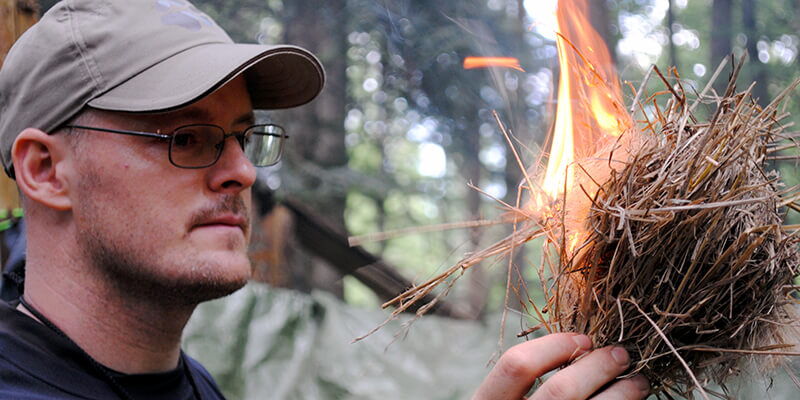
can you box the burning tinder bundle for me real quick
[539,61,800,398]
[372,19,800,400]
[368,64,800,400]
[374,60,800,399]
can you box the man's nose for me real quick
[206,135,256,192]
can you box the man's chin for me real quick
[169,276,249,305]
[103,255,252,307]
[126,271,251,307]
[189,227,249,253]
[167,256,252,305]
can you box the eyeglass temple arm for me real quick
[64,125,170,140]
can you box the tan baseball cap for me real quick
[0,0,325,178]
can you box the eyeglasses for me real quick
[63,124,288,168]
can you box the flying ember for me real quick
[463,56,524,72]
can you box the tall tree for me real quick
[282,0,349,297]
[501,1,536,313]
[463,116,487,318]
[711,0,733,94]
[666,0,678,70]
[589,0,617,64]
[742,0,768,105]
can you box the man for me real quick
[0,1,648,399]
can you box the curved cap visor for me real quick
[89,44,325,112]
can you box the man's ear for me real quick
[11,128,73,211]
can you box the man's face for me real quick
[69,76,257,305]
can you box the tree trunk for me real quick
[666,0,678,70]
[742,0,768,105]
[0,0,38,64]
[502,2,532,314]
[282,0,348,297]
[464,120,487,319]
[588,0,617,64]
[711,0,733,94]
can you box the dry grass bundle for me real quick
[546,61,800,398]
[373,60,800,399]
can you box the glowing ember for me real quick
[463,56,525,72]
[537,0,631,211]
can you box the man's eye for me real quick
[173,132,198,148]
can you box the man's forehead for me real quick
[162,107,256,126]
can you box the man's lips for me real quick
[192,214,248,232]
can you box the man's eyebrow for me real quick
[170,107,213,123]
[169,108,255,126]
[234,112,256,126]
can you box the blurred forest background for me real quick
[15,0,800,321]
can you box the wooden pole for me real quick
[0,0,39,210]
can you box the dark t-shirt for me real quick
[0,300,226,399]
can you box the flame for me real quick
[538,0,631,206]
[463,57,525,72]
[534,0,633,251]
[540,37,577,201]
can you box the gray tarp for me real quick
[184,283,799,399]
[184,283,508,400]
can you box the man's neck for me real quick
[21,262,196,374]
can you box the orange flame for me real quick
[538,0,631,207]
[463,57,525,72]
[533,0,633,251]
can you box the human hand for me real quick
[472,333,650,400]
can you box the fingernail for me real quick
[572,334,592,350]
[611,346,630,365]
[632,375,650,393]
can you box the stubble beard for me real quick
[75,179,252,308]
[80,226,251,307]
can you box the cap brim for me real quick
[88,43,324,112]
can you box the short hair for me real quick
[55,108,99,147]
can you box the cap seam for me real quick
[66,0,105,96]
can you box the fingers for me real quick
[472,333,593,400]
[591,375,650,400]
[471,334,651,400]
[529,346,644,400]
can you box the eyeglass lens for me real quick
[169,124,285,168]
[244,125,284,167]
